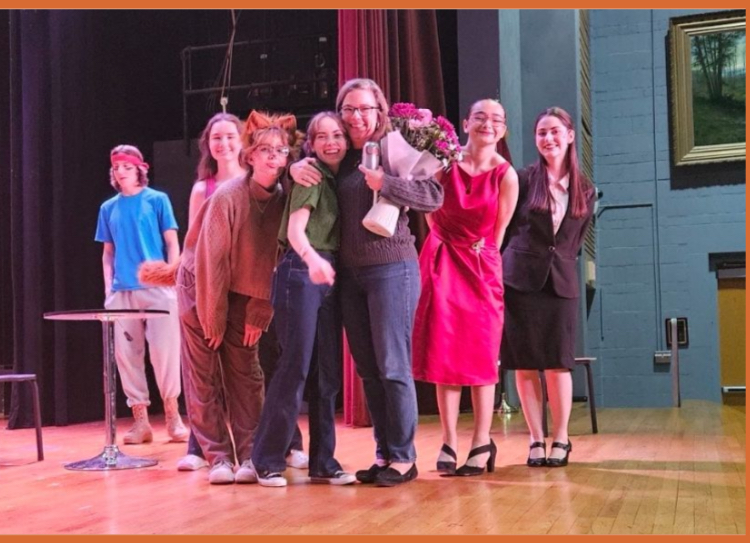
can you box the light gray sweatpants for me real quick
[104,286,182,407]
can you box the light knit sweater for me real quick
[182,174,285,339]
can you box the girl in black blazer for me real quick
[501,107,595,468]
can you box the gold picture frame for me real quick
[669,11,746,166]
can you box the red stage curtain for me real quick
[337,9,446,427]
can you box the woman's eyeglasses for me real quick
[470,114,506,128]
[254,145,290,157]
[340,106,380,117]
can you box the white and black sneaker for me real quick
[310,470,357,485]
[257,470,287,487]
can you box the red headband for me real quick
[111,153,150,171]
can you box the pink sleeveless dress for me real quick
[412,161,510,386]
[204,177,217,199]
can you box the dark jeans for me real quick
[340,260,420,464]
[252,250,342,476]
[185,306,303,459]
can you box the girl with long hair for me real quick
[501,106,595,468]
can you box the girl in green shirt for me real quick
[252,113,355,487]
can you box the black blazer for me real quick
[501,165,595,299]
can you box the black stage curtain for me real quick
[3,10,342,428]
[1,11,12,383]
[5,11,113,427]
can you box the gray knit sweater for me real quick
[337,147,444,268]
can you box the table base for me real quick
[64,445,158,471]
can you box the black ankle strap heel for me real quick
[448,439,497,477]
[526,441,546,467]
[436,443,457,474]
[546,441,572,468]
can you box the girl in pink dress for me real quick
[413,99,519,476]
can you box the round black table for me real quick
[44,309,169,471]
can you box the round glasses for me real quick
[470,114,506,128]
[254,145,290,157]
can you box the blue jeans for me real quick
[340,260,420,463]
[252,250,342,476]
[187,431,203,457]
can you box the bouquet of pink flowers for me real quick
[362,103,461,238]
[388,102,462,168]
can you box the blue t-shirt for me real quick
[95,187,179,291]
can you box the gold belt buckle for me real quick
[471,238,485,254]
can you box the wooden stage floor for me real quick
[0,400,745,535]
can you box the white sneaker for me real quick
[208,461,235,484]
[286,449,309,469]
[177,454,209,471]
[310,470,357,486]
[235,460,258,484]
[257,470,287,487]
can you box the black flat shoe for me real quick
[445,439,497,477]
[436,443,457,474]
[546,441,572,467]
[355,463,388,484]
[526,441,547,467]
[374,463,418,487]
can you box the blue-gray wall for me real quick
[496,10,579,168]
[588,9,746,406]
[518,10,579,168]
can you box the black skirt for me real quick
[500,280,579,371]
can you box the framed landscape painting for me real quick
[669,10,746,166]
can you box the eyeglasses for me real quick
[340,105,380,117]
[470,114,506,127]
[254,145,290,157]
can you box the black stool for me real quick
[541,357,598,437]
[0,373,44,461]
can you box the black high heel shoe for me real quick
[546,441,572,468]
[448,439,497,476]
[436,443,457,474]
[526,441,547,467]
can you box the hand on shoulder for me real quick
[290,157,323,188]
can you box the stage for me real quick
[0,401,745,535]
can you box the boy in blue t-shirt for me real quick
[95,144,188,445]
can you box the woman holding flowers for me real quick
[290,78,444,487]
[413,99,519,476]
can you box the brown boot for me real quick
[164,397,189,442]
[123,404,153,444]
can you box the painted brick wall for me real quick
[588,9,746,406]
